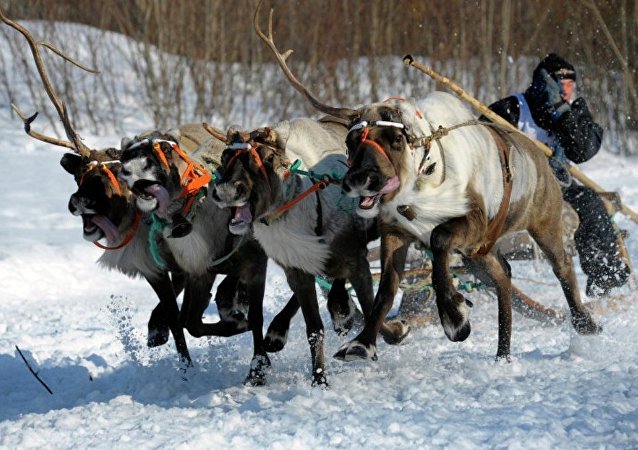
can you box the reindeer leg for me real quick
[264,295,299,353]
[334,232,411,362]
[147,269,186,348]
[466,254,514,360]
[529,226,602,335]
[327,278,361,336]
[347,252,409,347]
[182,274,253,337]
[214,276,249,330]
[431,219,475,343]
[147,303,170,347]
[243,261,270,386]
[285,268,327,386]
[145,274,191,366]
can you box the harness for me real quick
[78,160,143,251]
[347,117,513,256]
[222,140,342,228]
[128,138,213,267]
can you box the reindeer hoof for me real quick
[334,341,377,361]
[381,319,410,345]
[572,312,603,335]
[440,292,472,342]
[147,327,169,348]
[264,329,288,353]
[244,354,271,386]
[330,299,363,336]
[311,369,329,387]
[495,353,512,363]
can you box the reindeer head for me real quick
[253,3,443,220]
[212,128,290,235]
[61,150,138,244]
[119,132,185,217]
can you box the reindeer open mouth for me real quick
[131,180,170,217]
[230,202,254,235]
[81,214,121,243]
[351,175,401,213]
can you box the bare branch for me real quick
[0,6,93,158]
[15,345,53,395]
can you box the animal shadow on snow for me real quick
[0,335,266,421]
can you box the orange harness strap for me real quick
[92,211,142,251]
[152,142,171,169]
[171,144,212,199]
[79,162,122,195]
[262,180,328,225]
[349,128,392,166]
[225,143,270,188]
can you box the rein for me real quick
[261,159,343,226]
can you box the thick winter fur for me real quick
[119,129,274,385]
[338,91,601,361]
[211,120,409,385]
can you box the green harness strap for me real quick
[148,213,169,269]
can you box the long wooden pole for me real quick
[402,55,638,225]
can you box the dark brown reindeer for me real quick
[0,9,248,368]
[211,122,410,385]
[254,3,601,363]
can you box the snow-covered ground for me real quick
[1,23,638,450]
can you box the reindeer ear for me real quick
[263,127,278,145]
[226,126,244,143]
[166,127,181,142]
[60,153,84,175]
[105,148,123,160]
[120,136,133,150]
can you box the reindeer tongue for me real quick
[92,215,121,243]
[145,184,170,218]
[379,176,400,194]
[233,204,253,224]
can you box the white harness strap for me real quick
[126,138,178,151]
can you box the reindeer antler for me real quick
[0,7,98,158]
[203,122,229,143]
[253,0,358,121]
[10,103,76,150]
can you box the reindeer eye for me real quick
[394,134,403,144]
[265,153,275,164]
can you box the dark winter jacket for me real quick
[487,93,603,164]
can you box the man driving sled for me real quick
[486,53,629,296]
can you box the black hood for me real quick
[533,53,577,82]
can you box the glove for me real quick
[540,68,571,121]
[540,69,562,106]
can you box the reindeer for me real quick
[211,119,412,385]
[254,2,602,362]
[0,9,251,368]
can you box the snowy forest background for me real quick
[1,0,637,155]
